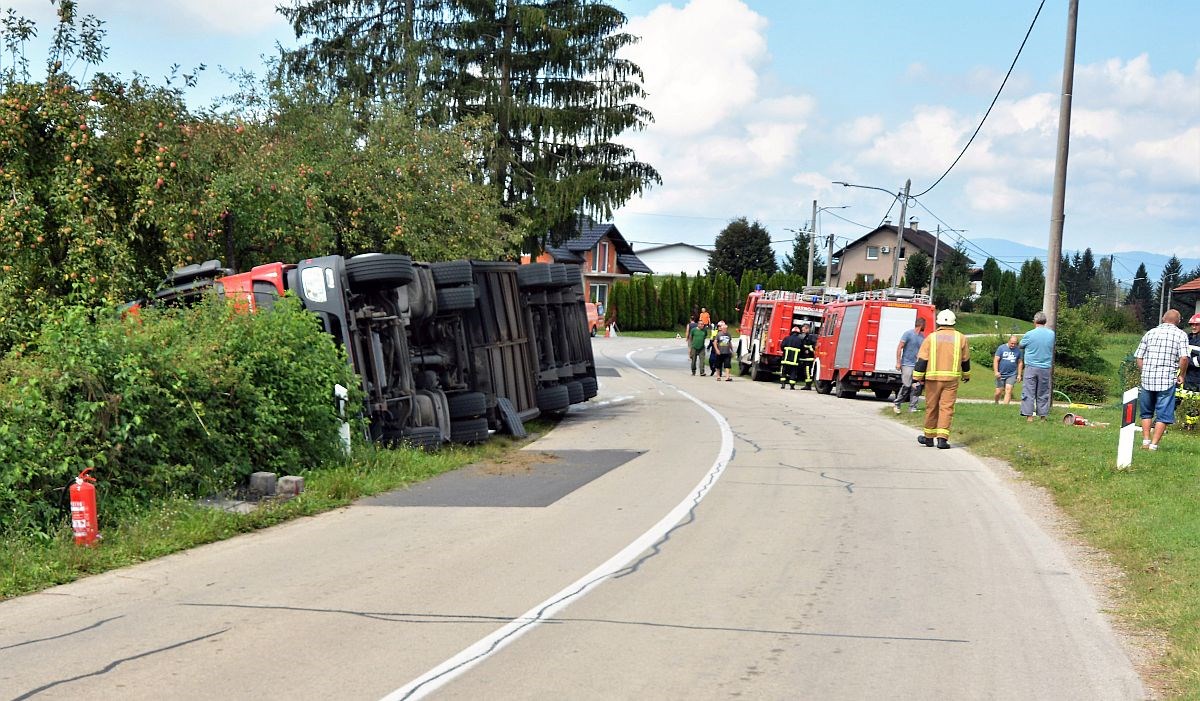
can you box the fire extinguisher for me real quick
[69,468,100,546]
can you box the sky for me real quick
[6,0,1199,272]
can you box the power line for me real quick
[909,197,1022,273]
[912,0,1046,198]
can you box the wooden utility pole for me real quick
[1044,0,1078,330]
[807,200,817,287]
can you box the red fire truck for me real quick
[737,288,836,381]
[813,289,936,399]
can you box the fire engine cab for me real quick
[813,289,936,399]
[738,287,839,381]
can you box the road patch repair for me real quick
[359,449,643,508]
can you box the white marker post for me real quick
[1117,387,1139,469]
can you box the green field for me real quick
[955,311,1034,336]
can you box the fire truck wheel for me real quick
[750,359,768,382]
[565,380,585,405]
[579,376,598,399]
[447,391,487,419]
[816,380,833,395]
[450,417,490,444]
[836,378,858,399]
[536,384,571,413]
[435,285,477,311]
[346,253,415,291]
[873,387,892,400]
[518,263,554,289]
[396,426,444,452]
[430,261,473,287]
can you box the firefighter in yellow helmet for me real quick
[912,309,971,449]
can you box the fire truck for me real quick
[737,287,839,381]
[812,289,936,399]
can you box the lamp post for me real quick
[807,204,849,287]
[833,180,912,288]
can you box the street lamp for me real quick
[833,179,912,288]
[808,204,848,287]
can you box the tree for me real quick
[932,246,971,311]
[781,228,823,283]
[903,251,932,293]
[1124,262,1154,329]
[997,270,1019,318]
[981,258,1002,299]
[1155,255,1184,321]
[280,0,662,249]
[707,217,776,283]
[1094,255,1118,308]
[1015,258,1046,321]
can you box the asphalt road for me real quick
[0,336,1146,700]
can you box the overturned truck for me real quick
[142,255,597,450]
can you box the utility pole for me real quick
[930,224,941,300]
[807,199,817,287]
[891,179,911,288]
[825,233,834,288]
[1043,0,1078,330]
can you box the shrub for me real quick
[1176,389,1200,430]
[970,335,1006,372]
[0,297,358,535]
[1052,366,1109,404]
[1055,305,1110,375]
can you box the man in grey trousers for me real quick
[1019,310,1056,421]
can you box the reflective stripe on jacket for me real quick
[913,328,971,381]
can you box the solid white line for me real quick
[383,345,733,700]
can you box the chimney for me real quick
[883,217,892,227]
[908,217,918,233]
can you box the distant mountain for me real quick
[970,238,1199,287]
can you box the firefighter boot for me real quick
[937,438,951,449]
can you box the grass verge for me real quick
[956,312,1033,336]
[0,426,549,600]
[892,402,1200,696]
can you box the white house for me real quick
[634,242,711,277]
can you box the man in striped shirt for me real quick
[913,309,971,449]
[1134,309,1190,451]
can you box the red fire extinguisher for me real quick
[69,468,99,546]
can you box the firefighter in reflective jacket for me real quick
[912,310,971,449]
[799,322,817,390]
[779,325,805,390]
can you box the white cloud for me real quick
[839,115,884,145]
[107,0,287,37]
[1129,126,1200,186]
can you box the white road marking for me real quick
[383,345,734,700]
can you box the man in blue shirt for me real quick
[893,317,927,414]
[1019,310,1055,421]
[993,334,1023,405]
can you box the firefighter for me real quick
[798,322,818,390]
[1185,313,1200,392]
[912,309,971,449]
[779,325,805,389]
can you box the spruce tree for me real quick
[1124,262,1154,329]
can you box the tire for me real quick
[873,387,892,400]
[565,380,585,405]
[580,376,598,399]
[536,384,571,413]
[435,285,476,312]
[430,260,472,287]
[750,359,769,382]
[346,254,414,290]
[449,417,490,444]
[518,264,554,289]
[396,426,443,452]
[447,391,487,419]
[497,397,527,438]
[816,380,833,395]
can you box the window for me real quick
[898,246,907,260]
[591,245,600,272]
[589,283,608,305]
[866,246,879,260]
[599,242,610,272]
[863,274,875,284]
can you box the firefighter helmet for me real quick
[1190,313,1200,325]
[936,309,957,326]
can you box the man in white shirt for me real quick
[1134,309,1190,451]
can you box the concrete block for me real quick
[277,475,305,498]
[249,471,277,497]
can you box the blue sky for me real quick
[7,0,1198,268]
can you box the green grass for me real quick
[891,402,1200,696]
[956,312,1033,336]
[0,426,550,600]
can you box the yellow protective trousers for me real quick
[922,379,959,439]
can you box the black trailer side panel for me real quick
[466,262,541,422]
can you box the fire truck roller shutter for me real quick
[874,306,918,373]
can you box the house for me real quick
[828,219,972,290]
[1173,275,1200,317]
[633,242,711,277]
[525,219,652,307]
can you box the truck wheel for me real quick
[497,397,527,438]
[536,384,571,413]
[430,260,472,287]
[750,359,768,382]
[447,391,487,419]
[816,380,833,395]
[518,264,554,289]
[449,417,490,444]
[565,380,585,404]
[347,253,414,290]
[396,426,443,452]
[873,387,892,400]
[580,376,598,399]
[435,285,476,312]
